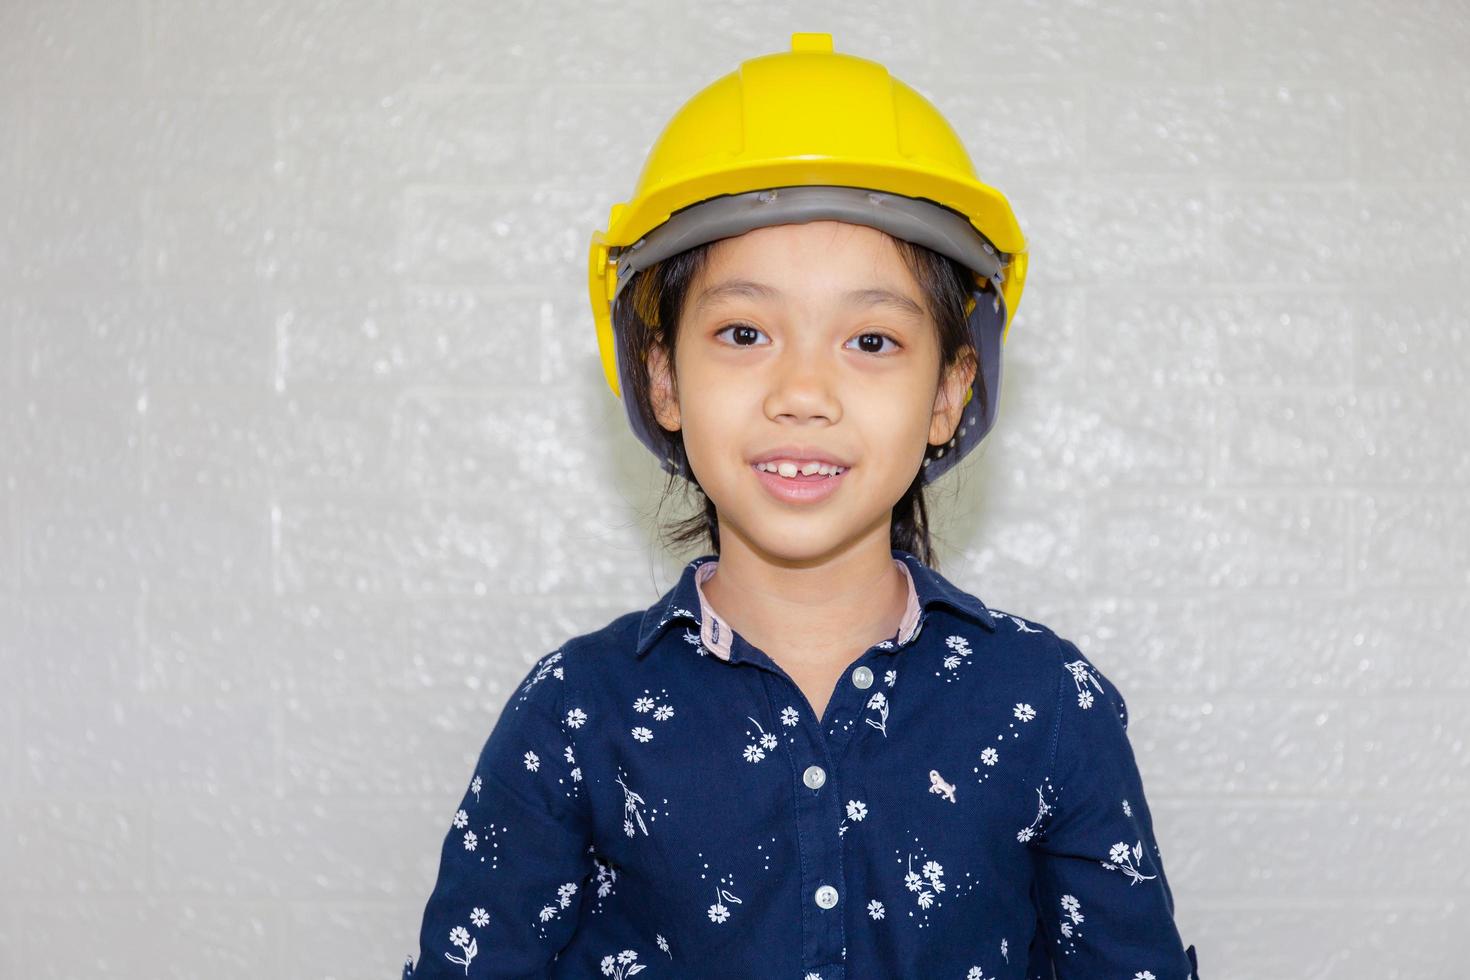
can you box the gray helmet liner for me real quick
[608,184,1010,485]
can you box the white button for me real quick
[852,665,874,689]
[803,765,826,789]
[814,884,839,909]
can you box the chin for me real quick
[719,516,873,564]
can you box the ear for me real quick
[646,344,682,433]
[929,347,979,447]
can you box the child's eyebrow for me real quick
[694,278,924,321]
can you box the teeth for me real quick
[755,459,847,477]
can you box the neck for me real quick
[699,527,911,667]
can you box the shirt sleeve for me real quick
[403,647,594,979]
[1025,634,1201,979]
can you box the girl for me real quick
[404,32,1200,980]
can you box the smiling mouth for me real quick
[749,462,850,503]
[751,461,848,480]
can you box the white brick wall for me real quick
[2,1,1466,977]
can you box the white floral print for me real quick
[1058,892,1085,944]
[867,899,885,920]
[617,772,651,837]
[599,948,647,977]
[902,853,946,910]
[707,884,743,923]
[742,715,779,762]
[630,692,675,740]
[989,609,1042,634]
[593,854,620,899]
[780,705,800,726]
[1102,840,1158,885]
[516,650,563,702]
[660,605,696,627]
[865,691,890,736]
[538,881,579,924]
[1016,782,1055,843]
[940,634,974,681]
[1064,657,1105,709]
[838,799,868,837]
[445,923,477,974]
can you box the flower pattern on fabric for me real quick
[599,948,647,977]
[938,633,976,682]
[837,798,869,838]
[1062,656,1105,710]
[907,856,945,908]
[1055,892,1086,955]
[707,881,744,923]
[617,770,651,838]
[1102,840,1159,885]
[401,550,1199,979]
[742,715,779,763]
[864,691,890,737]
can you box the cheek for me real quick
[851,383,932,435]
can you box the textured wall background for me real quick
[2,1,1467,977]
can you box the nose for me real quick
[764,344,841,425]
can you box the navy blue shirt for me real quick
[403,548,1200,979]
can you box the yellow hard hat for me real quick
[587,31,1028,483]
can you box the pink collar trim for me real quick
[693,558,923,662]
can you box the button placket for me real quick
[761,670,847,972]
[822,656,886,758]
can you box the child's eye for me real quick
[845,332,901,355]
[714,322,769,346]
[714,323,901,355]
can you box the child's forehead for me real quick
[690,276,926,325]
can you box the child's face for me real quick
[647,219,976,561]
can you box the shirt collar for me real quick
[634,548,996,660]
